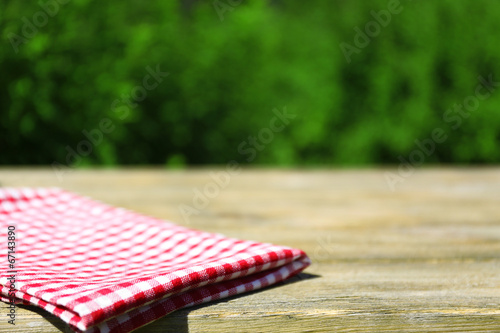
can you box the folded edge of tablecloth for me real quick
[2,254,310,333]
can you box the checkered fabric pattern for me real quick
[0,188,310,332]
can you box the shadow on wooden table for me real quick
[17,273,319,333]
[16,305,74,333]
[135,272,319,333]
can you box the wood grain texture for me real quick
[1,168,499,332]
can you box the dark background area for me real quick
[2,0,500,167]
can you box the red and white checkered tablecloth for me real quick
[0,188,310,332]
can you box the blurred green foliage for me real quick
[2,0,500,166]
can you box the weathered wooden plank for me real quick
[1,168,500,332]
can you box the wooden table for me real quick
[1,168,500,332]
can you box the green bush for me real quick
[2,0,500,166]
